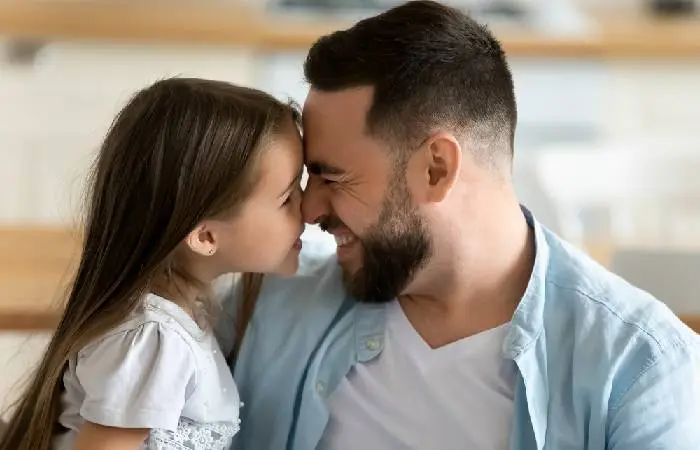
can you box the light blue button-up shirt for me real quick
[220,211,700,450]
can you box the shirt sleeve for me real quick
[607,339,700,449]
[76,321,197,431]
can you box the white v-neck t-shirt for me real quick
[319,301,517,450]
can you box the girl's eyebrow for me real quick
[278,170,303,198]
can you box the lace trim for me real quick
[147,417,240,449]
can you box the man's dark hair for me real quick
[304,0,517,168]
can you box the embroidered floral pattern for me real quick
[147,417,239,449]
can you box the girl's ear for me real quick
[185,223,217,256]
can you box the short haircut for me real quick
[304,0,517,168]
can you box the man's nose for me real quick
[302,182,330,225]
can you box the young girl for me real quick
[0,77,304,450]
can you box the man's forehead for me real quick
[302,87,390,176]
[303,88,372,130]
[303,88,371,152]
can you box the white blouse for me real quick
[55,294,240,449]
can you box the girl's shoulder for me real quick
[63,294,237,432]
[63,296,209,432]
[77,294,210,362]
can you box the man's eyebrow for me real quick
[307,161,345,176]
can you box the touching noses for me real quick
[301,181,330,225]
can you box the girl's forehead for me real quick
[254,129,303,196]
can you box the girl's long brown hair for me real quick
[0,78,297,450]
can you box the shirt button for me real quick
[212,349,218,355]
[316,381,326,395]
[223,388,227,393]
[240,401,245,408]
[365,338,381,351]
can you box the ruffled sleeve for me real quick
[76,321,197,431]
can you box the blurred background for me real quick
[1,0,699,416]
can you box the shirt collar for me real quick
[354,302,387,362]
[503,206,551,450]
[503,206,550,359]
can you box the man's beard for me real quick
[341,181,431,303]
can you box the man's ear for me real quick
[185,222,217,256]
[408,132,462,204]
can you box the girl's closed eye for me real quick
[282,186,300,207]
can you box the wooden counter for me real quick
[0,227,79,330]
[1,227,699,332]
[0,3,699,58]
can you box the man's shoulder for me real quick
[540,229,698,400]
[542,229,694,348]
[532,230,700,446]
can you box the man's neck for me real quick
[397,196,535,349]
